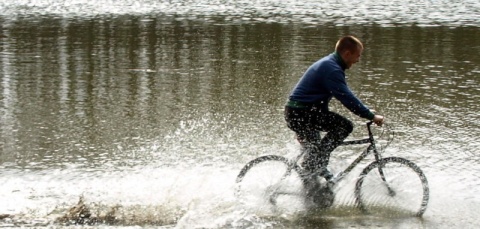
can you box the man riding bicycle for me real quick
[284,36,385,183]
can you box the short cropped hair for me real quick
[335,36,363,54]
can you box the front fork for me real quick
[371,144,396,197]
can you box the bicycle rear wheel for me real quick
[235,155,305,212]
[355,157,429,217]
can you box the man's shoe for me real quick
[299,168,336,209]
[312,185,335,208]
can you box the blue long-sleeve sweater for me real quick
[288,52,375,120]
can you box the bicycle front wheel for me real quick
[235,155,305,211]
[355,157,429,217]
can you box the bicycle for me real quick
[235,121,429,217]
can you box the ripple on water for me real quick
[0,0,479,26]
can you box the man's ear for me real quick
[343,50,352,58]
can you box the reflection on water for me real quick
[0,0,479,228]
[1,15,478,169]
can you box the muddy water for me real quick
[0,0,479,228]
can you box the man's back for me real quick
[289,53,342,106]
[288,53,372,119]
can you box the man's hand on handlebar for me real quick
[372,115,385,126]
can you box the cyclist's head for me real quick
[335,36,363,69]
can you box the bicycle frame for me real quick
[291,121,389,184]
[333,121,381,183]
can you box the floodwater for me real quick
[0,0,479,228]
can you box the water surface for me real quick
[0,0,479,228]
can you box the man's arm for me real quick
[326,71,375,120]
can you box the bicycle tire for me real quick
[235,155,305,211]
[355,157,429,217]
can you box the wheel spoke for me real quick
[355,157,429,216]
[236,155,306,213]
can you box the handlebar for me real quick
[367,120,394,152]
[342,121,393,147]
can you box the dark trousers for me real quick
[284,106,353,170]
